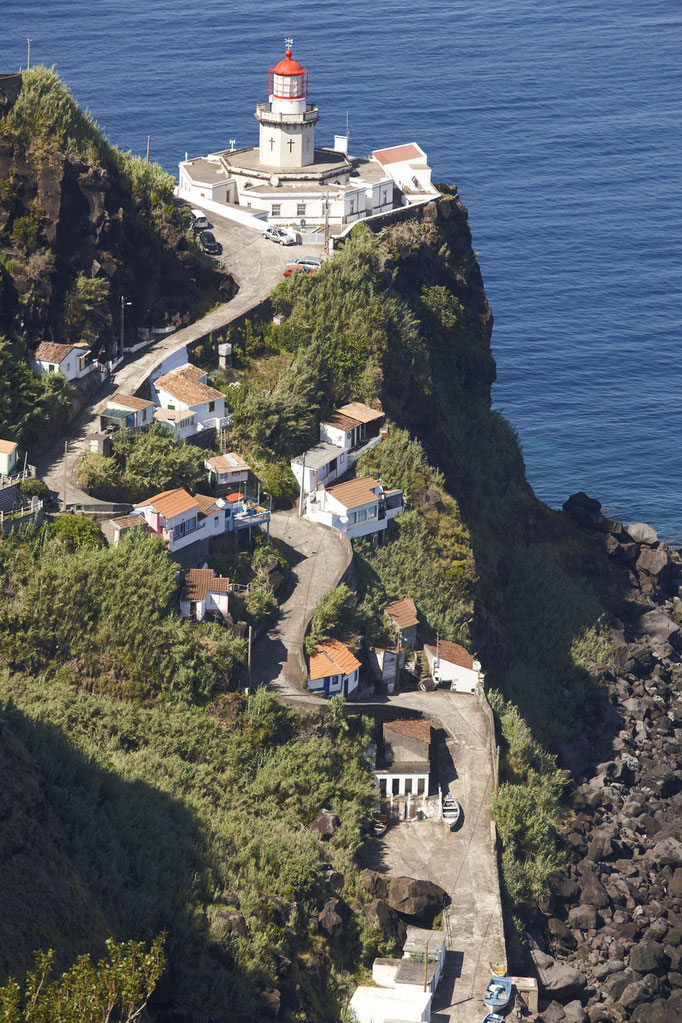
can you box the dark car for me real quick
[200,231,221,255]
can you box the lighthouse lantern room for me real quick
[256,40,319,169]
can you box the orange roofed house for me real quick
[32,341,99,383]
[151,363,228,437]
[305,475,402,539]
[308,638,361,698]
[180,568,233,622]
[374,718,431,799]
[423,639,483,694]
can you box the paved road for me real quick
[362,689,507,1023]
[251,509,352,692]
[34,212,321,505]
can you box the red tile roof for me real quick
[182,568,231,602]
[372,143,423,166]
[34,341,86,363]
[325,476,381,510]
[308,639,361,681]
[154,364,223,407]
[0,439,18,454]
[193,492,221,517]
[134,488,197,519]
[112,514,148,531]
[384,718,431,744]
[322,411,360,432]
[108,393,155,412]
[384,597,419,629]
[424,639,475,671]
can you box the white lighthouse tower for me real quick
[256,40,319,169]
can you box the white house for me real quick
[374,719,431,799]
[152,363,227,434]
[423,639,483,694]
[108,514,149,545]
[384,597,419,649]
[371,143,438,198]
[305,476,402,539]
[153,408,197,440]
[349,985,431,1023]
[177,44,435,232]
[32,341,96,382]
[319,402,384,451]
[205,452,249,489]
[367,646,404,689]
[180,568,232,621]
[307,638,361,698]
[291,441,348,494]
[100,393,155,432]
[0,439,18,477]
[132,488,226,554]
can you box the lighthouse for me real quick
[255,41,319,169]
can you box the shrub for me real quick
[305,584,358,654]
[51,514,105,550]
[19,478,48,500]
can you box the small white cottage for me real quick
[423,639,483,694]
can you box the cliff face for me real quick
[0,70,235,354]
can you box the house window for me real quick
[367,506,376,519]
[48,364,56,373]
[208,400,215,413]
[350,200,355,214]
[271,204,281,216]
[383,190,388,204]
[405,778,413,795]
[296,203,306,216]
[392,778,400,795]
[417,777,425,795]
[167,404,175,410]
[174,516,197,539]
[357,508,367,522]
[348,511,357,525]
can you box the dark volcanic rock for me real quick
[308,808,340,841]
[363,899,406,946]
[317,897,344,940]
[386,876,449,922]
[626,523,658,545]
[360,868,389,900]
[531,949,587,999]
[628,940,669,974]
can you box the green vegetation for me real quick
[0,677,387,1020]
[0,522,245,699]
[19,478,48,500]
[75,424,205,502]
[354,429,475,645]
[0,936,165,1023]
[62,273,109,345]
[0,334,73,448]
[305,584,359,654]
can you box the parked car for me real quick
[200,230,221,254]
[283,263,315,277]
[292,256,324,268]
[262,225,296,245]
[190,208,209,230]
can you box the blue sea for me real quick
[3,1,682,540]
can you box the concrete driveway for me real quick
[362,689,507,1023]
[34,213,324,505]
[250,509,352,694]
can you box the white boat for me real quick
[482,1015,504,1023]
[442,792,460,828]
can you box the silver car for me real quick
[262,225,296,246]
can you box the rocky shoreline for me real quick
[528,494,682,1023]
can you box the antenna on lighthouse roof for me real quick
[285,36,294,50]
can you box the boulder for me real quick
[212,908,248,938]
[260,987,281,1020]
[363,898,406,946]
[648,836,682,868]
[542,1003,567,1022]
[386,876,449,922]
[318,898,344,940]
[563,492,603,527]
[629,940,669,974]
[637,609,679,644]
[578,868,610,909]
[568,904,598,931]
[636,547,670,578]
[563,1001,588,1023]
[603,969,636,1002]
[360,868,389,900]
[309,808,340,840]
[626,523,659,545]
[548,916,578,949]
[531,949,587,999]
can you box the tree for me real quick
[305,584,358,653]
[0,934,165,1023]
[19,478,48,500]
[51,514,105,550]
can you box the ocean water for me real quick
[3,0,682,540]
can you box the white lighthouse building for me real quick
[177,41,438,238]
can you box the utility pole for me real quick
[63,441,68,510]
[298,451,306,516]
[394,628,401,694]
[146,135,151,163]
[324,193,330,253]
[247,625,252,692]
[119,295,131,359]
[423,940,429,993]
[26,39,32,70]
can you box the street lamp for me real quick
[119,295,132,359]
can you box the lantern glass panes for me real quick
[274,72,303,98]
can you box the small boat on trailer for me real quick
[483,974,512,1012]
[442,792,461,828]
[482,1015,504,1023]
[372,812,390,837]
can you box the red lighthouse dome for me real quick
[269,44,308,100]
